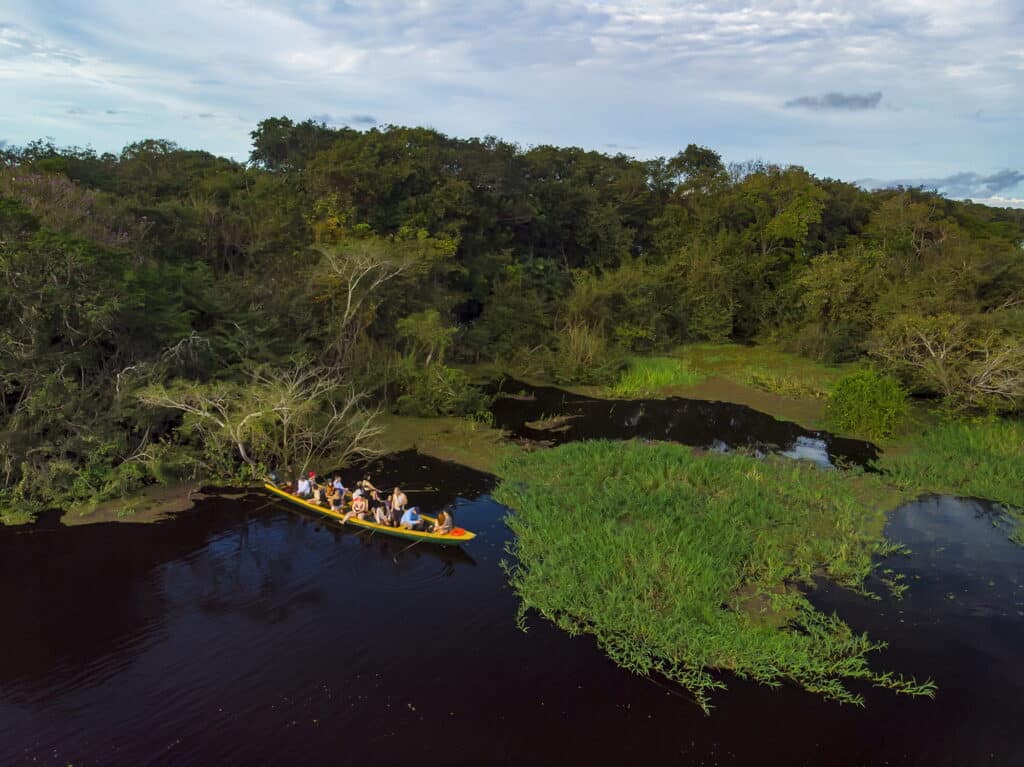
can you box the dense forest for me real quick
[2,118,1022,517]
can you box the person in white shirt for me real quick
[332,474,346,497]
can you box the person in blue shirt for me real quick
[399,506,423,531]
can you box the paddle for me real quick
[393,537,425,563]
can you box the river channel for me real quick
[1,389,1021,765]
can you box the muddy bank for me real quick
[375,413,511,475]
[60,482,209,526]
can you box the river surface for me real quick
[490,378,878,468]
[2,395,1022,765]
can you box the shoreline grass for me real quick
[673,343,847,400]
[495,440,935,712]
[610,356,704,397]
[880,417,1024,539]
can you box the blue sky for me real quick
[2,1,1022,206]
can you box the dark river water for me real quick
[490,378,878,468]
[2,391,1022,765]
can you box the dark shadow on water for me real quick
[2,462,1022,764]
[488,377,878,468]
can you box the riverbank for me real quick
[61,482,208,525]
[466,343,848,430]
[879,418,1024,539]
[10,343,1019,534]
[478,347,1022,512]
[0,483,196,526]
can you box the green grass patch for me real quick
[495,441,934,712]
[610,356,704,397]
[673,343,846,399]
[881,418,1024,539]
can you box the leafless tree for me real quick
[139,361,382,477]
[314,237,429,365]
[871,313,1023,409]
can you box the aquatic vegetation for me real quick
[825,368,909,440]
[496,440,935,712]
[610,357,704,397]
[881,418,1024,538]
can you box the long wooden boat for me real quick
[262,483,476,547]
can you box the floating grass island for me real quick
[495,440,937,712]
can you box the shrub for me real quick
[825,368,909,440]
[549,320,624,386]
[870,313,1024,412]
[394,362,492,421]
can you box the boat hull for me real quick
[262,483,476,546]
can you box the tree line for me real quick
[1,118,1021,516]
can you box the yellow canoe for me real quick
[262,483,476,547]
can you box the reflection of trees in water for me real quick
[0,502,251,701]
[0,454,487,703]
[166,511,324,622]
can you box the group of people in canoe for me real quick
[285,471,455,535]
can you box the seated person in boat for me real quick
[432,509,454,535]
[331,474,347,497]
[371,495,390,526]
[327,484,345,513]
[357,475,379,495]
[295,474,314,499]
[312,477,329,506]
[342,490,370,522]
[399,506,423,531]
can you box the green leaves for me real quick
[496,441,934,712]
[2,122,1022,524]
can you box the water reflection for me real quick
[780,435,833,467]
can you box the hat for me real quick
[353,489,363,498]
[308,471,316,478]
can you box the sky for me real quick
[1,0,1022,206]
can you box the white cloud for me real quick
[858,170,1024,206]
[0,0,1019,188]
[969,196,1024,209]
